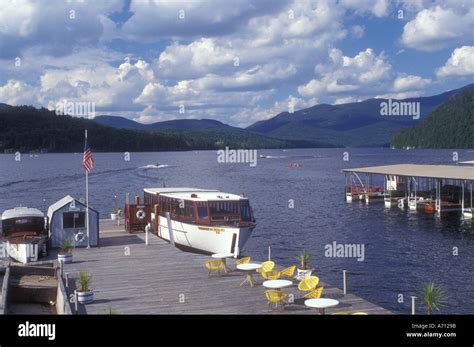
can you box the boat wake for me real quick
[139,164,172,169]
[0,167,135,189]
[260,155,287,159]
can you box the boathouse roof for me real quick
[47,195,98,220]
[342,164,474,181]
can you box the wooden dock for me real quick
[61,220,391,315]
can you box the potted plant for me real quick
[423,281,447,314]
[295,250,312,280]
[76,271,94,304]
[110,207,119,220]
[58,240,73,264]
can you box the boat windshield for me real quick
[2,217,45,236]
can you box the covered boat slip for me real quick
[342,164,474,217]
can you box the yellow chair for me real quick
[280,265,296,278]
[205,260,225,277]
[234,256,251,266]
[256,261,275,274]
[264,290,289,311]
[303,286,324,299]
[298,276,319,292]
[261,270,281,280]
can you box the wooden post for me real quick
[59,260,63,278]
[343,270,347,295]
[145,223,150,245]
[74,290,78,313]
[166,212,175,246]
[411,296,417,315]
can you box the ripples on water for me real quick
[0,148,472,314]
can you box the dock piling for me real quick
[59,259,63,278]
[411,296,417,315]
[74,290,78,313]
[343,270,347,295]
[145,223,150,245]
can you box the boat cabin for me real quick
[143,188,254,231]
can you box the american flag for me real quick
[83,136,95,172]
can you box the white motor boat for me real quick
[143,188,256,256]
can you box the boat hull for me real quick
[1,237,47,264]
[157,216,255,256]
[464,209,473,219]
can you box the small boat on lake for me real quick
[143,188,256,256]
[0,207,48,264]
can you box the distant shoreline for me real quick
[2,147,474,155]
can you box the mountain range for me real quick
[93,83,474,147]
[0,83,472,152]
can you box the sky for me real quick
[0,0,473,127]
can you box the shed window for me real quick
[63,212,86,228]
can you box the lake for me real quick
[1,148,473,314]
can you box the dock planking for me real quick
[61,220,392,315]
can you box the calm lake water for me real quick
[1,148,473,314]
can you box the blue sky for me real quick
[0,0,473,127]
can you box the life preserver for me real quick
[136,209,146,220]
[75,232,86,243]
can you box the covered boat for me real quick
[1,207,48,264]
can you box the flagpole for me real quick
[85,129,90,248]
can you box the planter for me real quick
[76,290,94,304]
[58,253,73,264]
[110,213,117,220]
[296,268,312,280]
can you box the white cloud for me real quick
[39,59,156,112]
[339,0,390,17]
[0,0,468,128]
[400,5,474,52]
[436,46,474,78]
[298,48,392,98]
[350,25,365,38]
[0,0,122,58]
[122,0,284,40]
[334,96,358,104]
[393,74,431,92]
[0,80,37,106]
[375,91,424,99]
